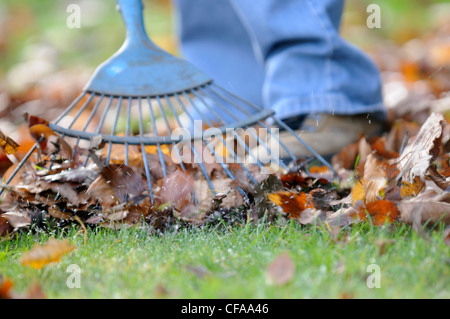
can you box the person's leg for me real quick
[174,0,265,111]
[228,0,384,121]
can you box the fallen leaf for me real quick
[356,199,400,226]
[331,141,359,170]
[267,191,313,219]
[266,253,295,286]
[398,112,445,183]
[157,169,194,211]
[0,277,45,299]
[0,216,13,237]
[371,137,399,159]
[326,207,360,227]
[400,177,425,198]
[20,239,76,269]
[351,180,365,204]
[29,124,73,159]
[398,189,450,227]
[363,154,387,203]
[427,165,450,191]
[0,130,19,155]
[1,211,31,228]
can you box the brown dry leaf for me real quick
[20,239,76,269]
[157,169,194,211]
[267,191,313,219]
[398,112,445,183]
[371,137,399,159]
[398,189,450,227]
[1,211,31,228]
[25,113,49,127]
[145,153,177,180]
[326,207,360,227]
[100,164,145,202]
[101,144,142,167]
[331,141,359,170]
[86,164,145,209]
[48,206,74,221]
[356,199,400,226]
[363,154,387,203]
[0,130,19,155]
[85,175,120,208]
[427,165,450,191]
[29,124,73,159]
[0,216,14,237]
[386,119,420,153]
[266,253,295,286]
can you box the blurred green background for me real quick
[0,0,449,77]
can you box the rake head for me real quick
[1,0,332,202]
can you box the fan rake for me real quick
[1,0,333,203]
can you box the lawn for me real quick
[1,221,449,298]
[1,0,449,300]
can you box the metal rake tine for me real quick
[53,91,87,125]
[0,143,38,196]
[72,94,105,161]
[67,93,95,130]
[189,90,266,178]
[138,97,155,204]
[156,95,186,172]
[106,96,123,164]
[197,87,287,170]
[168,93,221,194]
[124,96,132,166]
[146,97,167,178]
[83,95,114,167]
[209,84,334,170]
[47,93,95,169]
[209,84,264,113]
[257,120,297,162]
[272,116,336,174]
[96,95,114,134]
[175,93,254,192]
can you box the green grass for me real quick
[1,221,449,298]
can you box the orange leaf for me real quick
[267,191,313,219]
[20,239,76,269]
[351,180,365,205]
[357,200,400,226]
[400,177,425,198]
[0,278,13,298]
[309,165,330,174]
[143,144,171,157]
[0,130,19,155]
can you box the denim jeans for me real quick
[174,0,384,123]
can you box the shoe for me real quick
[251,112,385,162]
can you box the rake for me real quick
[1,0,333,202]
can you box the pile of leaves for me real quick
[0,20,449,238]
[0,107,449,238]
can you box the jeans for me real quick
[174,0,384,123]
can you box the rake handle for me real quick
[116,0,155,47]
